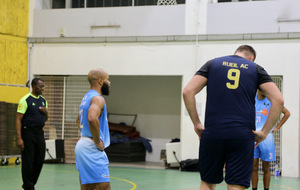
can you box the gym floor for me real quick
[1,162,300,190]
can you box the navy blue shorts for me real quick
[199,137,254,188]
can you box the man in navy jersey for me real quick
[183,45,284,190]
[75,68,111,190]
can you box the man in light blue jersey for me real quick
[75,68,111,190]
[251,89,290,190]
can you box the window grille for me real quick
[41,75,89,163]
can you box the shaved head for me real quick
[87,68,110,96]
[87,68,107,85]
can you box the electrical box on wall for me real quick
[166,142,181,167]
[45,139,65,162]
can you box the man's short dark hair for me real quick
[235,45,256,61]
[31,78,44,88]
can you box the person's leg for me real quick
[259,134,275,190]
[251,158,259,189]
[262,161,271,190]
[79,176,83,190]
[200,180,216,190]
[81,182,110,190]
[199,138,225,185]
[227,184,245,190]
[81,183,95,190]
[21,130,35,190]
[96,182,111,190]
[225,139,254,189]
[32,132,46,186]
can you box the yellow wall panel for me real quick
[18,0,29,37]
[0,86,29,104]
[0,0,8,34]
[6,40,18,84]
[5,40,27,85]
[0,34,27,85]
[0,38,5,83]
[6,0,18,36]
[16,42,28,85]
[0,0,29,37]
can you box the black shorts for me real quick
[199,137,254,188]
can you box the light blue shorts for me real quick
[75,137,110,184]
[254,133,276,162]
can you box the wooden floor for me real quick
[1,162,300,190]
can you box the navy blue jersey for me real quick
[17,93,48,129]
[196,55,273,139]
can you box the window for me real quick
[53,0,66,8]
[135,0,185,6]
[176,0,185,4]
[72,0,84,8]
[135,0,156,6]
[86,0,133,7]
[218,0,231,2]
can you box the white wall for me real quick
[31,42,195,75]
[30,37,300,177]
[185,0,208,34]
[34,0,51,9]
[32,5,185,37]
[207,1,300,34]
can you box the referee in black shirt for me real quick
[16,78,48,190]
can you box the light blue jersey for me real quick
[78,89,110,148]
[255,95,272,132]
[254,95,275,161]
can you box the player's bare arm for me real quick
[253,82,284,145]
[16,113,25,151]
[183,75,207,138]
[88,95,105,151]
[273,106,290,132]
